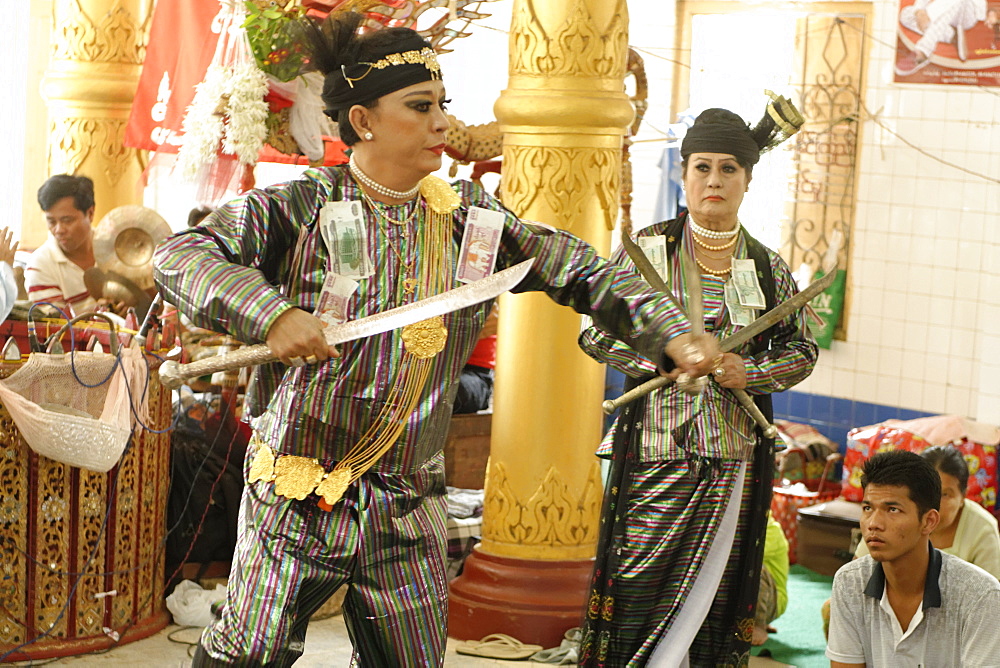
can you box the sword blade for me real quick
[159,259,534,389]
[322,259,532,347]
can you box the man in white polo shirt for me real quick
[25,174,98,316]
[827,449,1000,667]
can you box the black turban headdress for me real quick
[681,92,804,166]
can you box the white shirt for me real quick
[827,546,1000,667]
[25,236,97,316]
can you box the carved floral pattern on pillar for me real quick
[52,0,147,64]
[49,118,133,186]
[482,460,603,548]
[509,0,627,78]
[503,145,620,232]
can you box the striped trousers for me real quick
[593,458,755,667]
[195,445,450,667]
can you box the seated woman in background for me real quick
[753,512,790,646]
[855,444,1000,578]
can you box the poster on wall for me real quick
[893,0,1000,86]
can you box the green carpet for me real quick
[754,564,834,668]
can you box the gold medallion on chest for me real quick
[401,315,448,358]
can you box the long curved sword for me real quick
[159,259,534,389]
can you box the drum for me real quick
[0,336,172,661]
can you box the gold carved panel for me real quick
[74,468,108,637]
[502,145,620,232]
[509,0,628,78]
[0,412,27,646]
[482,460,603,548]
[34,459,71,639]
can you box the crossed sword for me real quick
[603,229,840,440]
[158,244,836,439]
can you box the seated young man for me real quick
[826,450,1000,667]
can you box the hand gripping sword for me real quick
[158,259,534,390]
[605,230,840,440]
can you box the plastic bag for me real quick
[808,268,846,349]
[165,580,227,627]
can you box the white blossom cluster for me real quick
[176,36,269,182]
[221,63,269,166]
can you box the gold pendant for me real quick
[403,277,417,295]
[401,315,448,359]
[247,442,275,483]
[316,466,353,507]
[273,455,325,500]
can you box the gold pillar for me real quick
[37,0,150,238]
[449,0,632,646]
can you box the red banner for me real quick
[125,0,346,166]
[125,0,221,152]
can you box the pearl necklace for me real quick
[693,233,738,252]
[695,255,732,276]
[349,153,421,201]
[688,216,739,240]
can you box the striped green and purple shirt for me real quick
[154,166,695,473]
[579,220,818,462]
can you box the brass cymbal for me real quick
[93,205,171,290]
[82,265,153,320]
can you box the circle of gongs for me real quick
[93,205,171,290]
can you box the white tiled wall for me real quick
[792,3,1000,423]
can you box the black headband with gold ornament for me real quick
[322,33,442,113]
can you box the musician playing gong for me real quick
[153,12,718,667]
[26,174,98,315]
[578,102,819,667]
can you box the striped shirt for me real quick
[579,220,818,462]
[25,236,97,315]
[154,166,693,473]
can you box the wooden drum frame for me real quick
[0,356,172,661]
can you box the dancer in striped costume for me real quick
[578,103,818,667]
[154,12,718,667]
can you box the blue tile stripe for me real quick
[773,390,934,452]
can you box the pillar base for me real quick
[448,547,592,647]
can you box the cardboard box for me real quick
[796,499,862,576]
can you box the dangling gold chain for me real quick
[362,190,421,227]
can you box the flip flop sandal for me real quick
[455,633,544,660]
[529,645,577,665]
[529,627,582,664]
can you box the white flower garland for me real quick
[221,63,269,166]
[176,64,228,181]
[175,1,269,184]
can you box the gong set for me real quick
[89,205,172,319]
